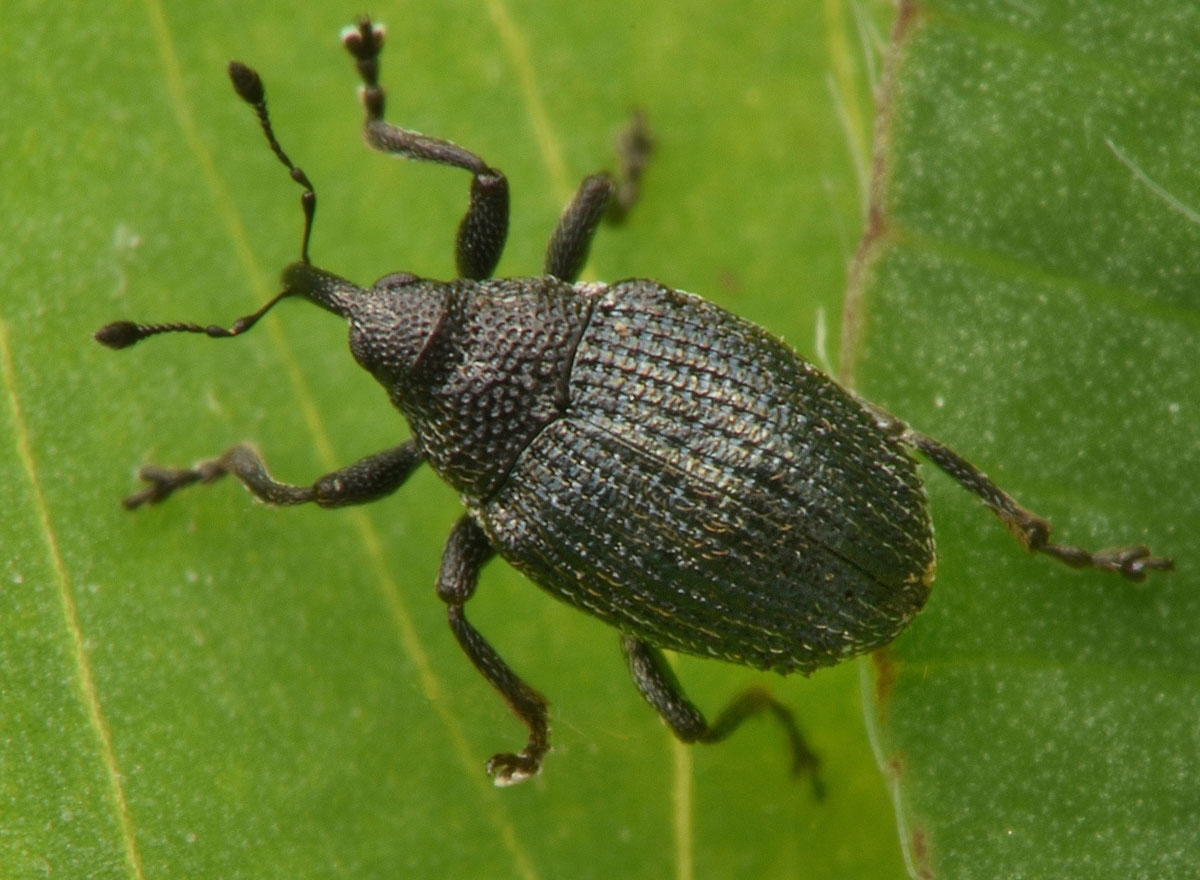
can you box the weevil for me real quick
[96,18,1173,786]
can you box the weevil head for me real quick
[281,261,447,402]
[345,272,447,396]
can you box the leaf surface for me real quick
[855,2,1200,877]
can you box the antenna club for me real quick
[227,61,264,104]
[94,321,143,349]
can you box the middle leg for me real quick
[544,112,654,282]
[437,515,552,785]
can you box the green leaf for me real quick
[854,2,1200,878]
[2,1,907,878]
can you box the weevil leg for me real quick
[437,515,551,785]
[543,111,653,281]
[899,426,1174,581]
[342,18,508,280]
[608,108,653,223]
[122,440,423,510]
[621,635,823,796]
[544,173,615,282]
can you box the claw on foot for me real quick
[1045,542,1174,582]
[485,751,542,787]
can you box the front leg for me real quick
[343,18,509,281]
[123,440,423,510]
[437,515,551,785]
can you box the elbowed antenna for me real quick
[93,289,291,349]
[227,60,317,264]
[95,59,325,350]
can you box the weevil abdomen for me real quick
[479,279,936,674]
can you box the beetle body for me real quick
[97,18,1170,785]
[357,274,935,672]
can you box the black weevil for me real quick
[96,18,1173,786]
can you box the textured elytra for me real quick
[388,278,939,674]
